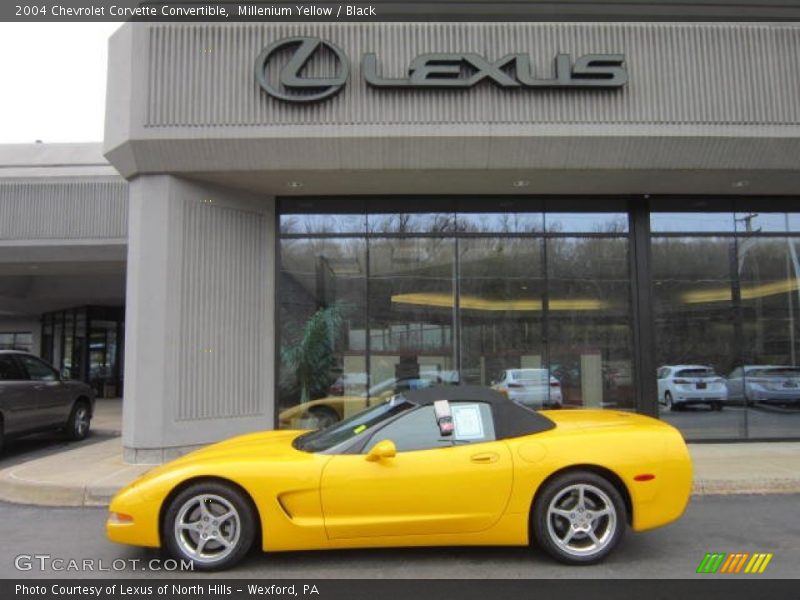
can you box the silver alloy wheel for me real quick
[545,483,617,558]
[174,493,241,565]
[74,406,90,437]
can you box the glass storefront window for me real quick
[457,212,544,233]
[280,213,366,235]
[651,235,744,439]
[278,237,368,428]
[650,212,735,233]
[368,236,456,402]
[278,201,636,431]
[0,332,33,352]
[546,213,629,233]
[279,202,800,440]
[734,212,800,234]
[651,211,800,440]
[459,237,545,388]
[547,237,634,409]
[368,213,456,234]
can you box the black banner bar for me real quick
[5,0,800,22]
[3,579,799,600]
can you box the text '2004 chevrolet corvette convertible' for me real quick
[107,386,692,570]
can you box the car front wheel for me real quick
[532,471,627,565]
[163,481,257,571]
[66,400,91,441]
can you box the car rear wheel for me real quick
[308,406,339,429]
[65,400,91,441]
[664,391,677,411]
[532,471,626,565]
[164,481,256,571]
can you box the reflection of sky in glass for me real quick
[650,212,735,233]
[457,212,544,233]
[735,213,800,233]
[546,213,628,233]
[368,213,455,233]
[280,214,366,234]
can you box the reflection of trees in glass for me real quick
[280,304,344,403]
[652,237,736,373]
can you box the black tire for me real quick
[532,470,627,565]
[65,400,91,441]
[712,401,723,411]
[308,406,339,429]
[163,481,257,571]
[0,417,4,453]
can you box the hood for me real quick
[137,429,309,484]
[175,429,305,463]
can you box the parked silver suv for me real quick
[0,350,95,450]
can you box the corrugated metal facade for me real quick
[174,198,269,421]
[0,178,128,240]
[145,23,800,128]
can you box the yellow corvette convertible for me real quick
[107,386,692,570]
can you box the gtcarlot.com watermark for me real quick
[14,554,194,572]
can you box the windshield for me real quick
[293,396,414,453]
[750,368,800,378]
[676,368,716,377]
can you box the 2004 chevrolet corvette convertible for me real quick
[107,386,692,570]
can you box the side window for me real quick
[0,355,25,381]
[729,367,742,379]
[364,402,497,453]
[17,355,58,382]
[364,406,442,453]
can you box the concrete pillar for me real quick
[122,175,274,464]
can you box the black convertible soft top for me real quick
[401,385,556,440]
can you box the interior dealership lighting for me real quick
[391,292,609,311]
[680,278,800,304]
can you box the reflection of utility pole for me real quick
[735,213,763,359]
[786,214,800,366]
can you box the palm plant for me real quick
[280,304,343,403]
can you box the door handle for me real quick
[470,452,499,464]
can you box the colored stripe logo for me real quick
[696,552,773,574]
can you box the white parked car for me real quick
[726,365,800,406]
[657,365,727,411]
[492,368,562,408]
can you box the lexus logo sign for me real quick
[255,37,350,102]
[256,36,627,103]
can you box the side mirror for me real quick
[366,439,396,462]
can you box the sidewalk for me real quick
[0,399,798,507]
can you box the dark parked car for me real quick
[0,350,95,450]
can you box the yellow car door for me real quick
[320,402,513,540]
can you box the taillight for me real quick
[673,378,690,384]
[550,382,560,388]
[508,383,523,388]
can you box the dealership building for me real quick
[2,19,800,462]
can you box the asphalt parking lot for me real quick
[0,494,797,579]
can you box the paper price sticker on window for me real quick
[452,404,485,440]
